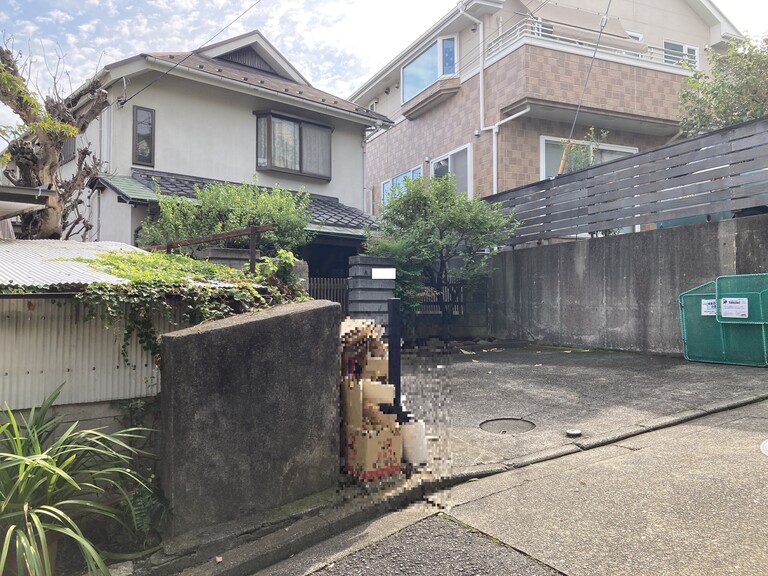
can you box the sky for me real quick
[0,0,766,129]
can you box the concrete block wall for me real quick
[485,214,768,354]
[160,300,342,536]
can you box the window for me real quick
[256,112,332,180]
[62,136,76,164]
[402,37,457,103]
[431,145,471,198]
[382,165,423,204]
[663,40,698,68]
[540,136,637,180]
[133,106,155,166]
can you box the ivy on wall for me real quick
[75,249,306,363]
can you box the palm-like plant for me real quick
[0,385,151,575]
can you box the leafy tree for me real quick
[0,42,108,239]
[366,175,517,334]
[137,180,313,255]
[559,127,609,174]
[679,37,768,136]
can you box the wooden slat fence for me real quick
[491,118,768,244]
[309,277,349,315]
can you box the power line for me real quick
[566,0,613,142]
[116,0,264,108]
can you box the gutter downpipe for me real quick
[458,6,486,130]
[458,4,530,195]
[491,106,530,195]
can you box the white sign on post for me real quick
[720,297,749,319]
[372,268,397,280]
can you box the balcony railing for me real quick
[487,17,697,70]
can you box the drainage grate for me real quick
[480,418,535,434]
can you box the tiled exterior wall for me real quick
[500,45,686,120]
[366,43,688,210]
[497,117,669,192]
[366,73,489,210]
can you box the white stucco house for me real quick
[60,30,391,276]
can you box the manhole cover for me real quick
[480,418,535,434]
[761,439,768,457]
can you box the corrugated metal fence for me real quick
[0,297,178,410]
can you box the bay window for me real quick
[402,37,457,103]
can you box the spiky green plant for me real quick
[0,385,151,575]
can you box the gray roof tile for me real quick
[127,169,376,233]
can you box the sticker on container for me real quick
[720,297,749,319]
[700,299,717,316]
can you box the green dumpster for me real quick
[679,279,768,367]
[715,273,768,324]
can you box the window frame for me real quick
[663,40,698,68]
[430,144,472,199]
[62,136,76,165]
[255,111,333,181]
[401,36,458,104]
[132,106,155,167]
[539,135,638,180]
[381,165,423,205]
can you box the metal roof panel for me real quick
[0,240,142,290]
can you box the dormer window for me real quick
[402,37,457,103]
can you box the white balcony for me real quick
[487,17,698,71]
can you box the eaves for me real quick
[104,56,392,129]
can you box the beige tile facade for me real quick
[366,43,684,210]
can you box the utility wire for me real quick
[117,0,264,107]
[566,0,612,142]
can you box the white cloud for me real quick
[0,0,765,131]
[49,9,74,24]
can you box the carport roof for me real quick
[0,185,56,222]
[0,240,140,290]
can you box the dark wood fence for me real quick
[491,118,768,244]
[308,277,349,315]
[419,277,466,316]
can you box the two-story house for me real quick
[63,30,391,276]
[350,0,740,207]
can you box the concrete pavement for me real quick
[256,346,768,575]
[402,345,768,476]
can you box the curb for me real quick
[124,392,768,575]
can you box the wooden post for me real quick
[249,226,258,273]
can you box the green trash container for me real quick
[679,280,768,367]
[715,273,768,324]
[679,282,724,363]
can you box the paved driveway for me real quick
[402,345,768,476]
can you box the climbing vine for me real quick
[72,249,305,363]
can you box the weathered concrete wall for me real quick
[415,281,491,340]
[160,300,342,536]
[487,214,768,354]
